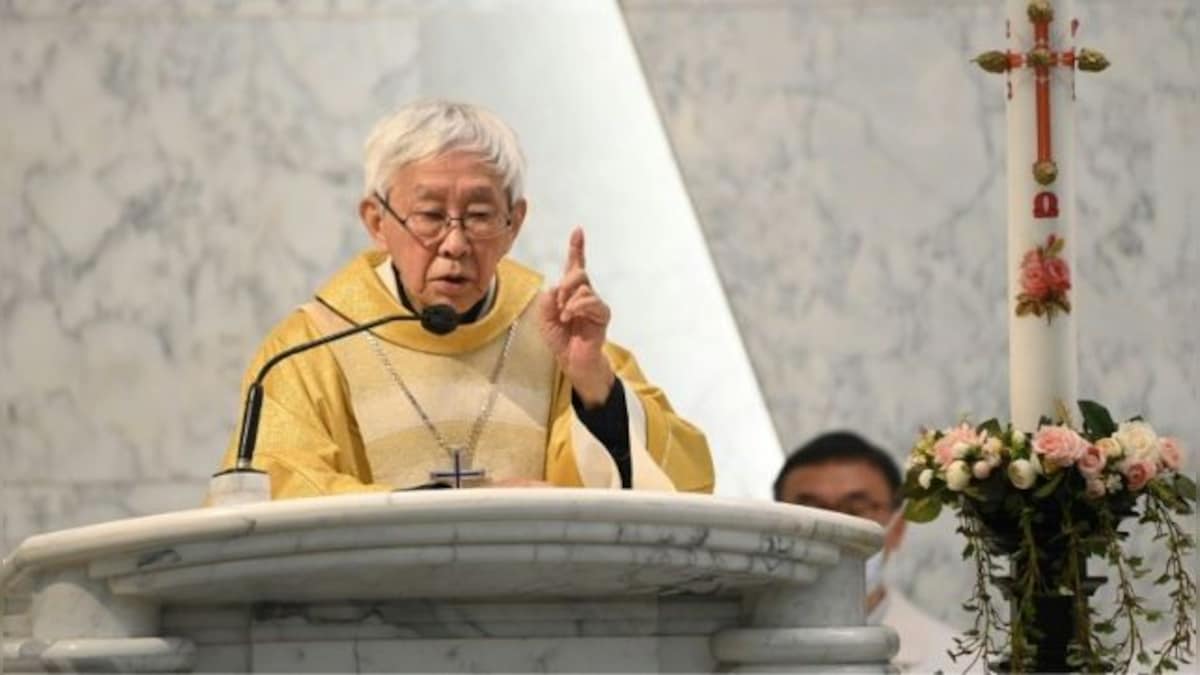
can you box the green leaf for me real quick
[1078,400,1117,438]
[1174,473,1198,501]
[1047,235,1066,256]
[905,496,943,523]
[1137,651,1151,666]
[1033,471,1065,499]
[978,418,1003,438]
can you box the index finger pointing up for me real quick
[564,226,586,274]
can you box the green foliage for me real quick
[1079,400,1118,439]
[1032,471,1064,499]
[905,496,943,523]
[901,401,1197,673]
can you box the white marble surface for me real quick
[0,0,782,564]
[3,490,879,588]
[5,637,196,673]
[624,0,1200,629]
[2,490,889,672]
[4,0,1195,646]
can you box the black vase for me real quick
[997,558,1105,673]
[969,502,1106,673]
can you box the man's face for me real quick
[777,460,904,550]
[360,150,526,313]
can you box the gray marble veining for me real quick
[2,490,889,672]
[0,0,780,566]
[623,0,1199,628]
[2,0,1196,646]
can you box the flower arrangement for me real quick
[903,400,1196,673]
[1015,233,1072,322]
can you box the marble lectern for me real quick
[1,490,896,673]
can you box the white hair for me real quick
[362,100,526,202]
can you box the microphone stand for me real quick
[209,303,458,504]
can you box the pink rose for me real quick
[1032,425,1088,468]
[1076,444,1107,477]
[1121,459,1158,491]
[1160,437,1184,471]
[934,424,981,468]
[1042,257,1071,293]
[1020,252,1049,297]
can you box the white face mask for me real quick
[864,509,903,595]
[865,549,887,594]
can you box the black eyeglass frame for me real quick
[373,190,513,247]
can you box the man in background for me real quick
[774,431,964,674]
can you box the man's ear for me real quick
[359,196,386,249]
[506,198,528,245]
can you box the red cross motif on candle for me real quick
[973,1,1109,189]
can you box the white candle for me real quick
[1006,0,1078,430]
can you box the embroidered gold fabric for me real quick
[216,249,715,498]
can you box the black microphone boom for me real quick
[222,303,460,473]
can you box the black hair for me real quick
[772,431,902,504]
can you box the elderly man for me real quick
[217,100,713,498]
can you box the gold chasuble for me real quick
[219,250,714,499]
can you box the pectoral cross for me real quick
[430,448,486,488]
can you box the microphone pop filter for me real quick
[420,304,460,335]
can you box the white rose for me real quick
[918,468,934,489]
[952,441,971,459]
[1012,429,1026,446]
[1008,459,1037,490]
[982,437,1003,467]
[1096,437,1123,460]
[972,460,992,480]
[1115,421,1159,462]
[946,461,972,492]
[1105,474,1122,493]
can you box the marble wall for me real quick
[0,0,780,560]
[623,0,1199,627]
[2,0,1197,640]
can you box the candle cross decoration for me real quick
[974,0,1108,191]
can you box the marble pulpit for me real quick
[1,490,897,673]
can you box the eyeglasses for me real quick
[375,191,512,246]
[792,495,895,521]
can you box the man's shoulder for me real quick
[257,307,326,356]
[314,249,387,300]
[498,256,544,288]
[885,589,958,637]
[884,589,973,674]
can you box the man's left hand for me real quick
[537,226,615,408]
